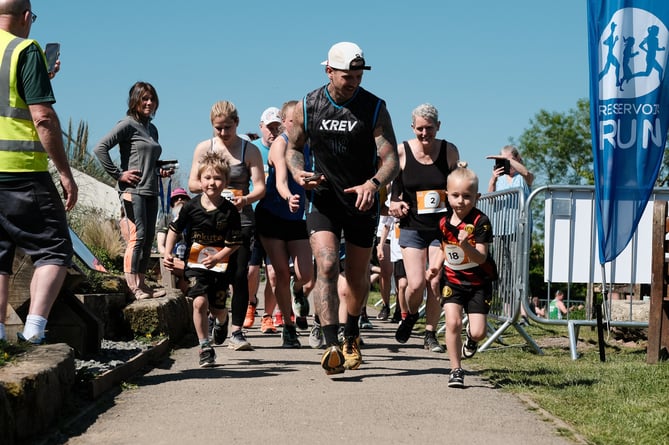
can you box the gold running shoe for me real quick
[321,344,345,375]
[342,336,362,370]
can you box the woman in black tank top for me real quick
[188,101,266,350]
[388,104,459,352]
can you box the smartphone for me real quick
[494,159,510,175]
[304,173,323,182]
[44,43,60,74]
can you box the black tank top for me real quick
[304,85,382,216]
[398,140,453,231]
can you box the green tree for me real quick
[516,98,593,186]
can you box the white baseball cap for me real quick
[321,42,371,71]
[260,107,281,125]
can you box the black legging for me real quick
[228,226,253,327]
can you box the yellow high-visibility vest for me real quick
[0,29,46,172]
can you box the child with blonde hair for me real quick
[164,152,243,367]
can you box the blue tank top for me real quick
[257,133,309,221]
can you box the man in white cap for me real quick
[286,41,399,375]
[246,107,282,330]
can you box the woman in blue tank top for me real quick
[256,101,314,346]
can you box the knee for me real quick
[192,296,207,313]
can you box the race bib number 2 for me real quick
[416,189,446,214]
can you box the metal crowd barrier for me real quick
[479,184,669,359]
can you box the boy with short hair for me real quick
[437,167,496,388]
[164,152,242,367]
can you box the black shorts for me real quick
[248,235,266,267]
[393,259,406,278]
[255,206,308,242]
[440,281,492,314]
[306,204,377,249]
[0,173,72,273]
[185,268,232,310]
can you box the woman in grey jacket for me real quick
[94,81,172,299]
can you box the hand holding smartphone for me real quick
[494,159,510,176]
[44,43,60,74]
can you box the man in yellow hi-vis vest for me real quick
[0,0,78,344]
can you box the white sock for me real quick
[22,315,47,340]
[0,323,5,341]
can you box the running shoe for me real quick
[462,328,479,359]
[212,316,228,345]
[16,332,45,345]
[292,285,310,318]
[377,304,390,321]
[309,321,325,349]
[395,312,418,343]
[359,315,374,329]
[448,367,465,388]
[390,308,402,323]
[295,316,309,330]
[274,311,284,327]
[342,336,362,370]
[228,330,253,351]
[321,344,345,375]
[337,325,345,345]
[261,314,277,334]
[424,330,445,353]
[281,324,301,348]
[243,303,257,329]
[199,345,216,368]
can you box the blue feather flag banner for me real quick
[588,0,669,264]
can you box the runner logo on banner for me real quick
[588,1,669,263]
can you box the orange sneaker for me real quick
[243,303,257,329]
[261,314,277,334]
[274,311,284,327]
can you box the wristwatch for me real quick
[369,177,381,190]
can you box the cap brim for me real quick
[321,61,372,71]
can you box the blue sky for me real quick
[29,0,589,187]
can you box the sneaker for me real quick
[390,309,402,323]
[359,315,373,329]
[243,303,257,329]
[395,313,418,343]
[462,328,478,359]
[16,332,45,345]
[133,288,152,300]
[274,311,284,327]
[342,336,362,370]
[261,314,277,334]
[377,304,390,321]
[199,345,216,368]
[281,324,301,348]
[337,325,345,345]
[424,331,445,353]
[295,315,308,330]
[228,330,253,351]
[212,316,228,345]
[321,344,345,375]
[448,367,465,388]
[309,321,325,349]
[292,286,310,318]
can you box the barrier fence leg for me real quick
[568,321,580,360]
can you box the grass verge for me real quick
[471,323,669,445]
[367,290,669,444]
